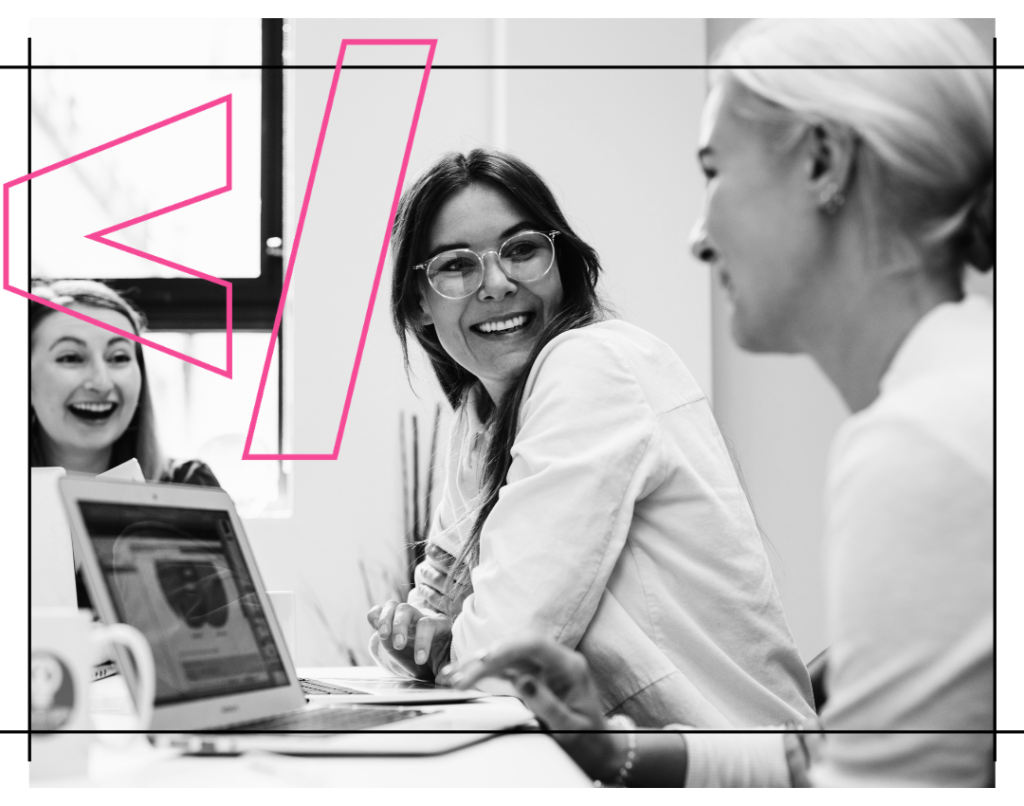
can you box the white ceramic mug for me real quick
[31,608,155,779]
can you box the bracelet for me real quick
[593,714,637,787]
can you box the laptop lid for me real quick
[60,476,308,730]
[31,468,77,609]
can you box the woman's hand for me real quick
[413,557,450,614]
[413,544,471,616]
[442,633,626,782]
[366,600,453,681]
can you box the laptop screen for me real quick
[76,501,290,706]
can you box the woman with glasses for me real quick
[447,19,993,787]
[367,148,815,728]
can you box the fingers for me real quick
[511,673,584,731]
[366,605,382,629]
[416,584,446,614]
[424,542,456,570]
[446,634,569,689]
[414,563,448,613]
[375,600,399,640]
[390,603,421,650]
[482,634,576,675]
[415,562,447,594]
[413,618,438,666]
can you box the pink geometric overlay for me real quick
[3,95,234,378]
[243,39,437,460]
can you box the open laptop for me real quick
[60,476,532,754]
[33,461,173,681]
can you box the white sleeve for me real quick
[812,418,993,787]
[449,332,661,660]
[683,733,791,787]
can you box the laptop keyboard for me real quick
[236,705,424,731]
[299,678,366,696]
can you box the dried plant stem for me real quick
[399,406,443,588]
[399,413,410,540]
[357,557,374,611]
[412,414,420,543]
[423,403,441,550]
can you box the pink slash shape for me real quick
[3,95,234,378]
[243,39,437,461]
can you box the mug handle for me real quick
[92,623,155,731]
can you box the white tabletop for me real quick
[33,667,592,788]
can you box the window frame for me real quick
[103,19,284,333]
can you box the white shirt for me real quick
[405,320,815,727]
[810,295,994,786]
[684,296,994,786]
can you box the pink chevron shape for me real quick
[243,39,437,460]
[3,95,234,378]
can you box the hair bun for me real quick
[964,176,994,273]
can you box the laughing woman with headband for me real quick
[367,149,815,728]
[30,280,220,607]
[450,19,994,787]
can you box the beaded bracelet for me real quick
[593,714,637,787]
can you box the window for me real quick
[31,19,287,516]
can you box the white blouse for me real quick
[683,296,994,786]
[398,320,815,728]
[811,295,994,785]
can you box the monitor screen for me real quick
[77,501,290,706]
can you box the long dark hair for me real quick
[29,280,164,480]
[390,149,609,612]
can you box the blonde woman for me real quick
[30,280,220,610]
[450,18,994,787]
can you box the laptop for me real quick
[60,476,532,754]
[33,461,161,681]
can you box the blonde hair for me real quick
[714,19,993,277]
[29,280,166,480]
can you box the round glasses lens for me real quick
[499,232,554,280]
[427,250,482,298]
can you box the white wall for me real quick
[244,19,711,665]
[503,20,711,390]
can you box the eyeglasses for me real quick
[414,230,559,300]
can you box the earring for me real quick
[819,182,846,216]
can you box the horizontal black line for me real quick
[550,729,1001,735]
[0,64,1006,71]
[24,728,1005,735]
[25,729,526,735]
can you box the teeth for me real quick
[69,402,115,413]
[478,315,527,334]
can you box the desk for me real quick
[33,667,592,788]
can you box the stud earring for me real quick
[819,182,846,216]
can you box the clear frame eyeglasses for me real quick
[414,230,560,300]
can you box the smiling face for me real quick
[417,183,564,402]
[30,305,143,472]
[689,79,828,353]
